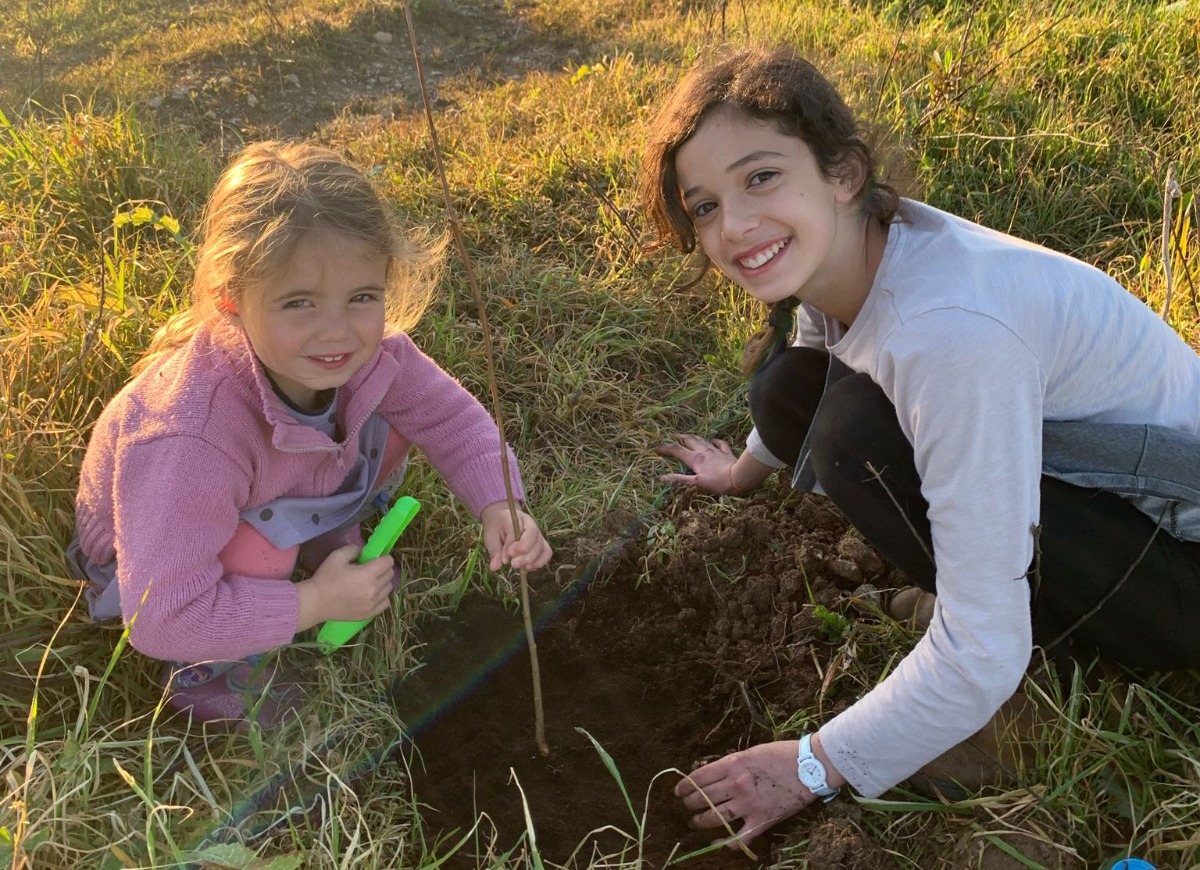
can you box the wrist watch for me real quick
[796,734,840,802]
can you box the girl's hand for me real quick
[675,740,828,848]
[480,502,553,572]
[295,544,395,632]
[656,434,769,495]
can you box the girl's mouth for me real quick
[308,353,351,369]
[737,238,790,270]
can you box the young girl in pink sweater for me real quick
[71,141,551,725]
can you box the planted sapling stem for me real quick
[400,0,550,757]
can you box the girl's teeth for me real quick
[741,240,787,269]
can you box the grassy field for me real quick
[3,0,1200,867]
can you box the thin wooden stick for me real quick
[1161,164,1183,321]
[399,0,549,757]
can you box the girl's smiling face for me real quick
[231,228,388,410]
[675,106,865,316]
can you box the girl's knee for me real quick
[219,523,299,579]
[748,347,827,409]
[809,373,896,478]
[748,347,828,464]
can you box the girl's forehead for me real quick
[300,226,384,260]
[246,227,388,298]
[693,104,773,137]
[678,110,797,173]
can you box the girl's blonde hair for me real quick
[136,141,445,374]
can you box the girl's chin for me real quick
[744,287,802,305]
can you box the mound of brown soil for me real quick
[401,482,895,869]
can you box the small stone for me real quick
[373,31,393,44]
[285,73,300,87]
[147,95,163,108]
[828,558,863,588]
[246,93,258,107]
[851,582,881,610]
[837,536,885,579]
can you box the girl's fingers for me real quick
[689,801,740,830]
[675,756,735,795]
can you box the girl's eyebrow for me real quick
[727,149,787,171]
[269,288,314,302]
[682,150,787,200]
[270,284,385,301]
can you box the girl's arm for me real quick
[374,334,526,517]
[111,436,300,663]
[819,312,1042,796]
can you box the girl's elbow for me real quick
[126,621,176,662]
[126,614,215,664]
[987,640,1031,705]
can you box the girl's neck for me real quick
[806,213,888,329]
[264,369,336,414]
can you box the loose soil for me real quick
[396,480,898,869]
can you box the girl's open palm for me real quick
[656,434,738,493]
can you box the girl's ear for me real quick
[218,296,241,322]
[833,152,868,203]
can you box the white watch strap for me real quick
[797,734,840,802]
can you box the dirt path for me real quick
[150,0,578,143]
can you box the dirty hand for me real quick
[481,502,553,572]
[675,741,815,848]
[655,434,742,494]
[297,544,396,629]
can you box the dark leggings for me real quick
[749,346,1200,670]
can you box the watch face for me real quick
[798,758,825,787]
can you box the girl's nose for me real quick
[720,200,758,241]
[317,311,351,340]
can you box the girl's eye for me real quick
[351,291,381,304]
[691,201,717,220]
[282,299,311,310]
[748,169,778,187]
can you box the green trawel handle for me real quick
[316,495,421,654]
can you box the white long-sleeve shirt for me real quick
[807,200,1200,796]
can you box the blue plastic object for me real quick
[1112,859,1156,870]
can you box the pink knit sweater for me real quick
[74,319,524,662]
